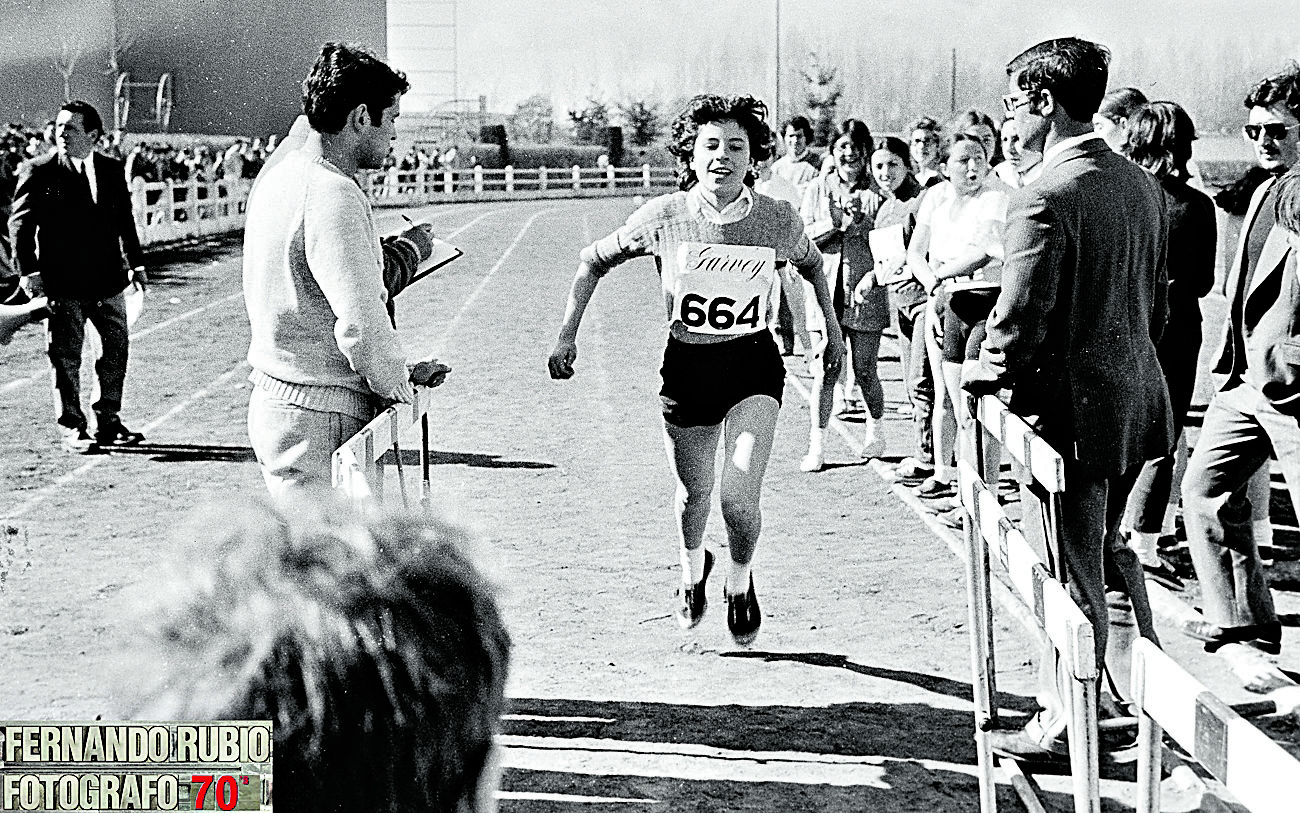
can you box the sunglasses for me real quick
[1242,122,1300,142]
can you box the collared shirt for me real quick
[69,153,98,204]
[686,183,754,225]
[1040,133,1103,172]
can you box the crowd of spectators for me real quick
[2,118,285,195]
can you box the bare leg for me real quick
[662,420,723,567]
[719,394,779,574]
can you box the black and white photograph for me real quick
[1,1,1299,810]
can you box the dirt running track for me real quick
[0,198,1293,811]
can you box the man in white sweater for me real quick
[244,42,436,498]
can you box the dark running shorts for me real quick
[659,331,786,428]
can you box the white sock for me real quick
[807,428,824,454]
[681,546,706,586]
[1130,531,1160,566]
[1162,502,1179,537]
[727,558,752,596]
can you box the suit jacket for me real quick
[977,137,1174,476]
[1211,200,1300,414]
[1210,176,1300,409]
[8,150,143,302]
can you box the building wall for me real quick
[0,0,387,137]
[121,0,387,136]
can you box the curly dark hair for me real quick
[667,94,772,191]
[1245,61,1300,122]
[303,42,411,134]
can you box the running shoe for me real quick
[675,550,713,630]
[726,576,761,645]
[914,475,956,498]
[895,457,933,481]
[860,437,886,459]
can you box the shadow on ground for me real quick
[94,443,256,463]
[499,694,1117,812]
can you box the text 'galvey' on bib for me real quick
[671,242,777,336]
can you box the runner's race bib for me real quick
[671,242,777,336]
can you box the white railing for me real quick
[332,386,439,509]
[960,394,1101,813]
[364,164,677,206]
[131,177,251,247]
[1131,640,1300,813]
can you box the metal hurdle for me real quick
[1130,639,1300,813]
[331,385,437,510]
[959,393,1102,813]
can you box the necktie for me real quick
[78,161,94,204]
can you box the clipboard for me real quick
[409,238,463,285]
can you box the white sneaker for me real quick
[800,450,824,472]
[861,437,886,459]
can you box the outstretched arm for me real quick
[548,262,602,379]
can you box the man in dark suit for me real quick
[963,37,1174,759]
[1181,66,1300,656]
[10,100,147,453]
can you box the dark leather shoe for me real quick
[675,550,713,630]
[1198,621,1282,655]
[1142,560,1184,591]
[726,576,761,645]
[95,420,145,447]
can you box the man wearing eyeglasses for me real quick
[964,37,1173,763]
[1179,64,1300,660]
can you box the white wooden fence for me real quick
[364,164,678,206]
[131,177,250,247]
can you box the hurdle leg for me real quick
[963,471,998,812]
[1067,677,1102,813]
[421,413,432,509]
[1132,651,1161,813]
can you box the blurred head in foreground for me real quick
[138,497,511,813]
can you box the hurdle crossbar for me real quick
[1131,639,1300,813]
[961,392,1101,813]
[332,385,437,508]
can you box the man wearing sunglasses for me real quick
[964,37,1173,763]
[1180,64,1300,659]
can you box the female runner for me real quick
[548,95,845,644]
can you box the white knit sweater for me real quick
[243,151,409,420]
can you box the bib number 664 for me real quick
[680,293,761,331]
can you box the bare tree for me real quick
[567,97,610,145]
[510,94,554,143]
[617,99,662,147]
[54,31,85,101]
[802,52,843,147]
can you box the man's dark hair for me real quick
[140,498,511,813]
[302,42,410,134]
[1007,37,1111,122]
[1244,61,1300,122]
[60,101,103,136]
[668,94,772,191]
[782,115,814,142]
